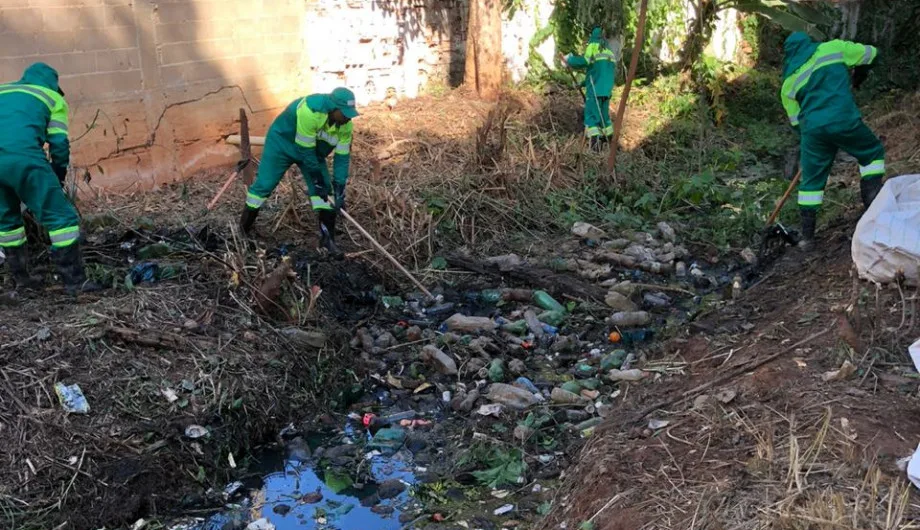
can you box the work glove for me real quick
[53,165,67,185]
[333,182,346,211]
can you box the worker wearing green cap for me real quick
[781,31,883,251]
[241,87,358,258]
[564,27,616,151]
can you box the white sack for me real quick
[852,174,920,285]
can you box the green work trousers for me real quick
[584,96,612,138]
[0,154,80,248]
[246,131,334,212]
[798,119,885,209]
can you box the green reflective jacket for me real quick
[781,32,877,132]
[0,63,69,172]
[566,29,616,97]
[270,93,353,186]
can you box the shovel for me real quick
[758,168,801,261]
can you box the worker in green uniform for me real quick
[0,63,100,293]
[781,32,884,251]
[240,87,357,258]
[564,27,616,151]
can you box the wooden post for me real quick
[607,0,650,179]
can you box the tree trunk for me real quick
[465,0,503,100]
[607,0,649,178]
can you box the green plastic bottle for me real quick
[533,290,566,313]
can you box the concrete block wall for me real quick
[0,0,309,191]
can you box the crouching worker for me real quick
[0,63,100,294]
[240,87,358,259]
[781,32,884,251]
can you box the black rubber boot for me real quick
[318,210,344,260]
[5,245,42,290]
[52,243,102,294]
[240,207,259,234]
[797,208,817,252]
[860,176,883,210]
[589,136,602,152]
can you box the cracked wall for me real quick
[0,0,551,191]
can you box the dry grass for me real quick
[0,193,361,529]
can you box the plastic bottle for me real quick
[443,313,497,333]
[538,310,567,327]
[480,289,502,304]
[533,290,566,313]
[607,311,651,327]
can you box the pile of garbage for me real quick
[178,219,762,528]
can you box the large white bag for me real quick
[852,174,920,285]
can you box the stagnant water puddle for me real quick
[190,419,424,530]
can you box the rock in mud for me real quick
[444,313,497,333]
[551,387,584,405]
[572,221,607,240]
[487,383,539,410]
[420,345,458,375]
[605,291,638,312]
[406,325,423,342]
[657,221,677,242]
[280,327,326,349]
[508,358,527,375]
[377,479,407,500]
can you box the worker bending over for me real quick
[564,27,616,151]
[0,63,99,293]
[781,32,884,251]
[240,88,357,258]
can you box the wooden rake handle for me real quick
[766,168,802,227]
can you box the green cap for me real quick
[330,87,359,119]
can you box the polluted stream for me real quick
[170,222,760,530]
